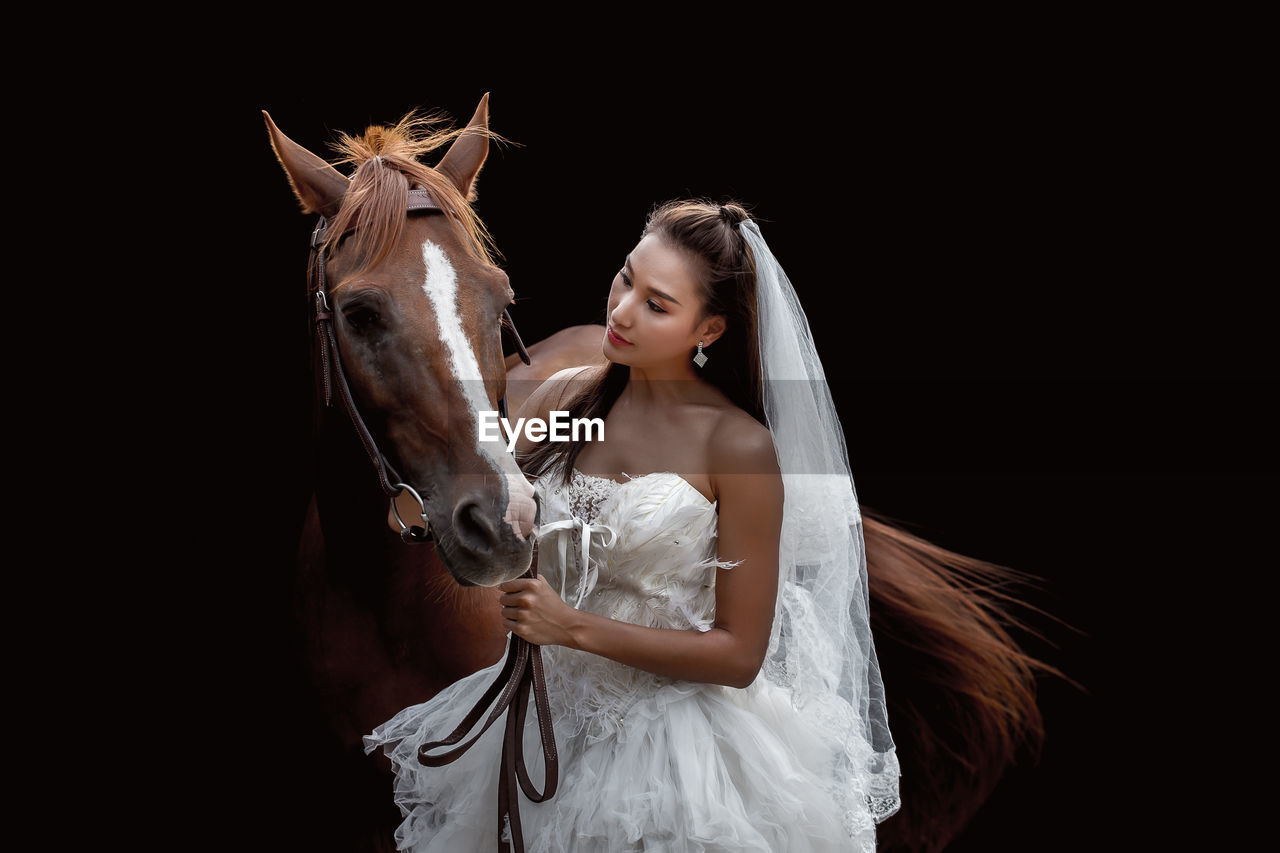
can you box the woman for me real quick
[366,200,900,851]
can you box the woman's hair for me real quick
[519,198,763,486]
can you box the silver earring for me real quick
[693,340,708,368]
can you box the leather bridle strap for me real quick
[309,187,554,848]
[417,568,559,853]
[406,188,441,213]
[314,275,404,498]
[306,190,532,543]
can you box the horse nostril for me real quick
[452,494,499,553]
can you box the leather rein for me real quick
[307,189,558,853]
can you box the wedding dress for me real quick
[364,461,886,852]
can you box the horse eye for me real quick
[345,307,380,330]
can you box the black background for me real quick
[208,54,1268,851]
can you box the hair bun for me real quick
[718,204,743,230]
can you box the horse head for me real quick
[265,95,537,587]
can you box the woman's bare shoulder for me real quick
[706,409,782,524]
[707,408,779,478]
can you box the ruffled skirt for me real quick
[364,638,878,852]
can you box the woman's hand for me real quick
[498,575,580,647]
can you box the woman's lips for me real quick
[606,326,632,345]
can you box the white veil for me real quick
[743,219,902,827]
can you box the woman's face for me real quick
[604,234,720,367]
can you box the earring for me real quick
[693,340,708,368]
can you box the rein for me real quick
[417,630,559,852]
[307,189,531,543]
[307,188,557,852]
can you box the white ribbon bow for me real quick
[534,516,619,609]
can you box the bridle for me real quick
[306,188,557,852]
[307,188,531,544]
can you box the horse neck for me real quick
[309,404,400,591]
[306,399,508,689]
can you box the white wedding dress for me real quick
[364,462,883,852]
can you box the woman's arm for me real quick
[499,416,782,689]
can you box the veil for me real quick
[743,219,902,826]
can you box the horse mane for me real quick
[323,111,503,282]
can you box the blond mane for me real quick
[322,111,503,282]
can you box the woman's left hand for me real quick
[498,575,579,647]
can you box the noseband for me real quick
[307,188,531,543]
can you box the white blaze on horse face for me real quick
[419,239,537,542]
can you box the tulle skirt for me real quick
[364,638,877,853]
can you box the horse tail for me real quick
[861,507,1078,852]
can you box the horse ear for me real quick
[262,110,348,219]
[435,93,490,201]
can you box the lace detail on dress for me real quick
[565,468,626,522]
[530,467,750,750]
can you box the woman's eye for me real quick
[619,270,663,312]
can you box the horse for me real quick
[265,96,607,850]
[267,97,1066,852]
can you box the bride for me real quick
[366,199,900,852]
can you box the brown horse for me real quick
[269,98,1065,853]
[266,96,607,850]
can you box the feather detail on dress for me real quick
[363,465,883,853]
